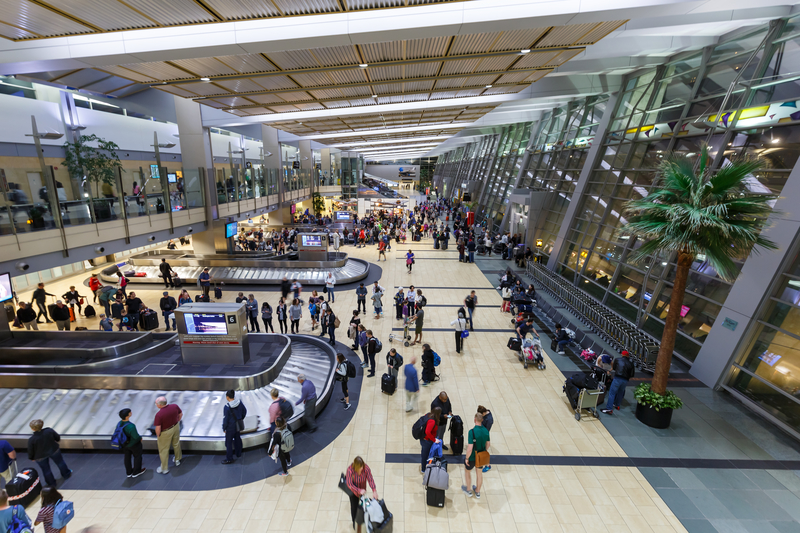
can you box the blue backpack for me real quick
[51,500,75,529]
[433,352,441,367]
[8,506,32,533]
[110,421,130,450]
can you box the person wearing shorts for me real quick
[461,412,490,498]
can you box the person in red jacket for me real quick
[420,407,442,473]
[89,273,102,303]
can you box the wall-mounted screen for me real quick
[184,313,228,335]
[225,222,237,238]
[0,272,12,303]
[150,164,160,179]
[167,172,177,183]
[301,235,323,247]
[680,305,691,318]
[335,211,351,221]
[290,204,296,214]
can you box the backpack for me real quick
[418,295,427,308]
[433,352,441,367]
[8,506,32,533]
[110,421,130,450]
[51,500,75,529]
[374,338,383,353]
[345,359,357,378]
[465,296,475,309]
[411,414,429,440]
[280,428,294,453]
[457,308,466,319]
[395,353,404,366]
[277,398,294,420]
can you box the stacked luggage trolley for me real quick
[527,261,658,373]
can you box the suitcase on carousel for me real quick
[6,468,41,508]
[381,373,396,395]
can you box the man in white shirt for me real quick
[325,272,336,303]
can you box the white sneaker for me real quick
[157,466,169,474]
[173,458,181,466]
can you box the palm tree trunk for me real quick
[651,251,694,395]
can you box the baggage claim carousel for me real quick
[0,330,337,451]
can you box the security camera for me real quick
[148,235,156,242]
[15,261,29,272]
[95,246,105,254]
[187,227,193,233]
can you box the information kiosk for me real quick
[175,302,249,364]
[297,232,329,261]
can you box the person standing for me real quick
[431,392,453,450]
[269,417,293,476]
[409,304,424,346]
[0,440,15,483]
[291,279,303,300]
[451,311,468,354]
[27,420,71,487]
[34,486,66,533]
[32,283,54,323]
[461,412,491,498]
[89,273,102,304]
[464,291,477,331]
[51,301,71,331]
[345,457,379,533]
[348,311,361,350]
[378,239,387,261]
[601,351,636,415]
[154,396,182,474]
[477,405,494,472]
[325,272,336,303]
[371,289,383,320]
[159,258,175,288]
[420,408,441,473]
[0,490,32,531]
[325,307,336,346]
[467,238,476,263]
[357,325,369,368]
[335,353,351,410]
[386,348,402,380]
[280,277,291,300]
[222,390,247,464]
[406,250,415,273]
[404,356,419,412]
[198,268,212,299]
[365,330,378,378]
[261,302,274,333]
[126,292,143,332]
[289,298,303,333]
[277,297,288,334]
[355,283,367,313]
[159,291,177,331]
[117,408,146,478]
[16,302,37,330]
[394,287,405,320]
[295,375,317,433]
[62,285,86,317]
[246,294,260,332]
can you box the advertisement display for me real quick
[0,272,12,303]
[301,235,323,247]
[335,211,351,221]
[225,222,238,238]
[183,313,228,335]
[167,172,177,183]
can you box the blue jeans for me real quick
[163,312,176,330]
[606,377,628,410]
[36,450,71,486]
[225,431,242,461]
[420,439,434,472]
[557,339,571,352]
[466,307,474,330]
[468,251,475,263]
[327,288,335,302]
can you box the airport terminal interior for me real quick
[3,1,800,532]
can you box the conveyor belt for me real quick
[100,260,369,286]
[0,337,335,451]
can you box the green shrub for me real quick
[633,383,683,411]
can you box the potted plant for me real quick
[620,146,778,428]
[62,134,123,213]
[28,204,47,229]
[312,192,325,216]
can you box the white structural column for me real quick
[262,124,291,224]
[321,148,331,185]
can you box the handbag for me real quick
[338,472,352,496]
[461,330,469,339]
[470,430,490,467]
[323,286,328,293]
[78,298,84,305]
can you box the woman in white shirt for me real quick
[451,310,468,354]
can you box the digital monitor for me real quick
[150,164,160,179]
[680,305,691,318]
[301,235,323,247]
[183,313,228,335]
[0,272,11,303]
[290,204,296,214]
[167,172,177,183]
[225,222,237,238]
[335,211,351,221]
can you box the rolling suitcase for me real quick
[84,305,96,318]
[381,373,396,395]
[140,311,159,331]
[68,306,76,322]
[173,276,182,288]
[426,487,445,508]
[507,337,521,352]
[214,285,222,299]
[449,415,464,456]
[6,468,41,508]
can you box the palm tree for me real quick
[620,145,778,395]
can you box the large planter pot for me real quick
[635,402,673,429]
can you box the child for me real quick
[119,309,135,331]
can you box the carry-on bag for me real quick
[449,415,464,456]
[507,337,521,352]
[6,468,41,508]
[426,487,445,508]
[214,285,223,299]
[381,373,396,395]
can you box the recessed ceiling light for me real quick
[162,82,168,85]
[200,77,210,82]
[372,94,378,98]
[485,85,492,88]
[359,64,369,68]
[521,49,531,54]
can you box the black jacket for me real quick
[421,349,434,370]
[222,399,248,433]
[17,307,36,323]
[555,329,569,342]
[159,262,172,275]
[431,396,452,416]
[160,296,177,312]
[28,428,61,461]
[280,280,291,297]
[32,288,53,303]
[50,305,70,321]
[613,357,636,380]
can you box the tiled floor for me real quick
[4,212,799,533]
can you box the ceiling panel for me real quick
[404,80,435,92]
[524,70,551,82]
[216,54,277,73]
[367,65,404,82]
[278,91,314,102]
[294,102,326,110]
[273,0,340,16]
[373,83,404,95]
[360,41,404,63]
[346,0,405,8]
[251,75,299,90]
[266,49,320,70]
[309,88,342,99]
[37,0,156,31]
[157,84,200,98]
[270,104,301,112]
[475,55,518,72]
[125,61,195,81]
[170,58,239,77]
[405,62,441,79]
[537,23,600,48]
[576,20,626,44]
[0,0,93,37]
[247,93,287,104]
[439,58,481,76]
[0,21,37,39]
[173,82,229,96]
[495,71,531,84]
[291,71,336,87]
[511,50,561,69]
[339,86,374,97]
[406,37,451,59]
[203,0,280,19]
[326,69,370,84]
[97,65,158,83]
[449,32,500,56]
[492,27,550,51]
[312,45,362,67]
[213,96,256,107]
[241,107,276,114]
[124,0,216,25]
[434,77,468,89]
[213,78,269,93]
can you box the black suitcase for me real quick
[507,337,521,352]
[381,373,396,395]
[551,338,557,351]
[173,276,182,288]
[196,294,209,303]
[426,487,445,508]
[214,286,222,299]
[449,415,464,455]
[84,305,96,318]
[141,311,158,331]
[6,468,41,508]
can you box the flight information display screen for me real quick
[335,211,351,221]
[225,222,238,238]
[183,313,228,335]
[301,235,323,247]
[0,272,11,303]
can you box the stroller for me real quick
[521,336,545,370]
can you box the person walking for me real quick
[51,301,71,331]
[34,486,66,533]
[421,344,436,386]
[345,457,379,533]
[280,277,291,300]
[277,297,288,334]
[325,272,336,302]
[289,298,303,333]
[371,289,383,320]
[335,353,351,410]
[32,282,54,323]
[461,412,491,498]
[366,330,378,378]
[27,420,71,487]
[355,283,367,313]
[464,291,477,331]
[222,390,247,464]
[0,439,15,483]
[406,250,415,273]
[378,238,387,261]
[89,273,102,304]
[357,325,369,368]
[159,258,175,288]
[431,392,453,450]
[269,417,293,476]
[261,302,274,333]
[246,294,260,332]
[451,311,468,354]
[409,304,424,346]
[295,375,317,433]
[601,351,636,415]
[117,408,146,478]
[16,302,37,330]
[198,267,212,299]
[62,285,86,317]
[159,291,177,331]
[404,356,419,412]
[420,407,441,473]
[154,396,182,474]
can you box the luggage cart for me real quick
[574,388,603,421]
[389,321,411,347]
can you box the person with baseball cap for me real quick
[601,350,636,415]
